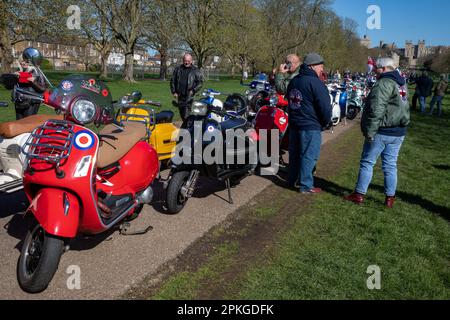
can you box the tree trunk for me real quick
[0,25,13,74]
[100,51,109,79]
[123,52,135,82]
[159,48,167,81]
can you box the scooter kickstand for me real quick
[225,179,234,205]
[119,222,153,236]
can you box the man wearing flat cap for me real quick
[286,53,332,194]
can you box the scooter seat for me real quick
[97,122,147,168]
[154,111,174,124]
[220,118,247,132]
[0,114,64,138]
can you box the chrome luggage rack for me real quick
[117,105,156,140]
[22,120,75,165]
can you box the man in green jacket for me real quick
[344,57,410,208]
[273,54,301,95]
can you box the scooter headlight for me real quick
[190,101,208,116]
[72,99,96,124]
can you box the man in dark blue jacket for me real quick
[286,53,332,194]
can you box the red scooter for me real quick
[253,92,289,159]
[16,75,159,293]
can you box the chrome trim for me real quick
[63,192,70,216]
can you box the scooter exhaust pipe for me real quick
[137,186,153,205]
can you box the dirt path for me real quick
[0,121,357,299]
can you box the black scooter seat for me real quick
[220,118,247,132]
[154,110,174,124]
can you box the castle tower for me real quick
[360,35,371,48]
[405,41,414,59]
[417,40,426,58]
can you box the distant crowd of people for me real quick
[409,71,448,117]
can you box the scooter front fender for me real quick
[27,188,80,238]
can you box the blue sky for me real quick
[331,0,450,47]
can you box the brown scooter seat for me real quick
[97,122,147,168]
[0,114,64,138]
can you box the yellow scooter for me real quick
[116,91,178,164]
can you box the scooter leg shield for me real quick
[28,188,80,238]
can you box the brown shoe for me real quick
[344,192,365,205]
[385,196,396,208]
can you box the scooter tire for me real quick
[346,106,359,120]
[17,223,64,293]
[166,171,191,214]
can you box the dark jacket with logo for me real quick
[170,65,204,97]
[361,71,410,138]
[286,64,332,131]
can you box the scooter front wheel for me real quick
[17,223,64,293]
[166,171,191,214]
[346,106,360,120]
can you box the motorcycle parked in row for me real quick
[327,83,348,126]
[346,82,366,120]
[0,110,63,193]
[253,91,289,160]
[0,49,61,194]
[243,74,273,118]
[116,91,178,165]
[17,74,159,293]
[200,88,248,122]
[164,101,257,214]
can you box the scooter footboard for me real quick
[28,188,80,238]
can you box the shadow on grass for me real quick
[312,177,450,222]
[433,164,450,171]
[314,177,353,197]
[370,184,450,222]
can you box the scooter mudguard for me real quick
[28,188,80,238]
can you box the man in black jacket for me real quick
[286,53,332,194]
[170,53,204,120]
[415,71,433,113]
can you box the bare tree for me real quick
[93,0,146,82]
[77,1,115,78]
[143,0,179,80]
[172,0,222,69]
[0,0,67,73]
[257,0,328,68]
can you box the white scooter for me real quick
[0,47,56,194]
[0,105,61,193]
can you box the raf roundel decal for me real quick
[61,80,74,91]
[74,130,96,151]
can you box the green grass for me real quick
[233,111,450,300]
[153,241,240,300]
[0,71,247,123]
[144,95,450,300]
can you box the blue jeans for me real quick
[419,96,427,113]
[355,134,405,197]
[288,129,322,192]
[429,95,443,116]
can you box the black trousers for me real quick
[15,103,40,120]
[412,93,418,110]
[177,96,193,121]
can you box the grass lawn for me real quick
[145,92,450,300]
[233,112,450,299]
[0,71,246,123]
